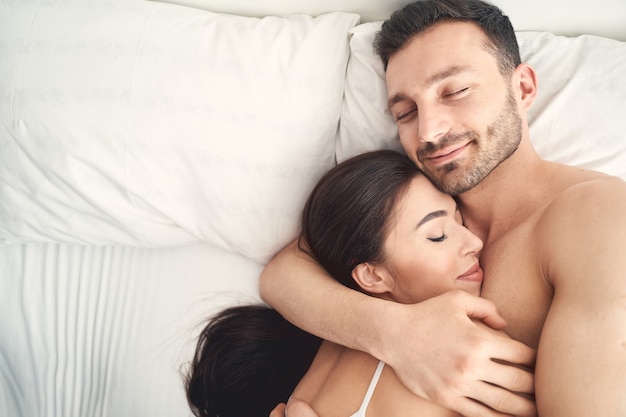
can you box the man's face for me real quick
[385,21,522,196]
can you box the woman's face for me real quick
[380,175,484,303]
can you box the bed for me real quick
[1,0,625,416]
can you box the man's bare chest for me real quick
[479,226,553,348]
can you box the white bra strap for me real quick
[352,361,385,416]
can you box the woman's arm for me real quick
[260,241,537,417]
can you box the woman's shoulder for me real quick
[292,342,461,416]
[291,342,381,415]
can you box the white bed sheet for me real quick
[0,242,262,417]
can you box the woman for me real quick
[185,150,508,417]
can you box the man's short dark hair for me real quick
[374,0,521,75]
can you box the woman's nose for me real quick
[462,226,483,256]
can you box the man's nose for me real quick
[417,104,450,143]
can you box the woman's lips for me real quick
[458,262,484,282]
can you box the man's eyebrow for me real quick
[417,210,447,228]
[387,66,473,109]
[387,93,409,109]
[425,65,472,87]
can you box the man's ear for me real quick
[351,262,394,295]
[513,63,538,111]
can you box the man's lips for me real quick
[426,142,470,165]
[458,262,483,282]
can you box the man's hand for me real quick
[262,242,536,416]
[380,290,537,417]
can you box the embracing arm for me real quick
[260,241,537,417]
[535,179,626,416]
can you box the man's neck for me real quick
[456,139,552,246]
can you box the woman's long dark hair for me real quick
[185,150,421,417]
[300,150,423,291]
[185,305,321,417]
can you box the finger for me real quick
[285,399,320,417]
[477,358,535,394]
[451,290,508,330]
[269,403,286,417]
[452,396,517,417]
[469,381,537,417]
[495,340,537,369]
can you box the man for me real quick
[261,0,626,416]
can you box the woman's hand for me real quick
[269,399,319,417]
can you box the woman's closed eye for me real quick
[427,232,447,243]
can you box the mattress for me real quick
[0,242,262,417]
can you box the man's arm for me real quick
[535,179,626,416]
[260,241,537,417]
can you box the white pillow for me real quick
[336,22,402,161]
[517,31,626,178]
[0,0,359,263]
[150,0,413,23]
[337,23,626,181]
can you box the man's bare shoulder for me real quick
[547,169,626,216]
[535,168,626,285]
[536,164,623,214]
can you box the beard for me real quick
[416,89,523,196]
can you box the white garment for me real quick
[349,361,385,417]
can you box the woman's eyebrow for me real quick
[417,210,447,228]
